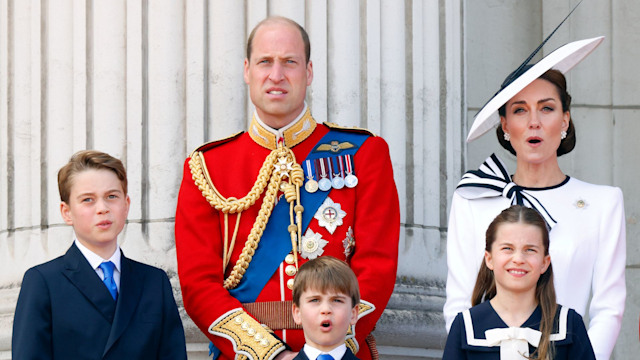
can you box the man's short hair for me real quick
[292,256,360,308]
[246,16,311,64]
[57,150,128,203]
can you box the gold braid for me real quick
[282,167,305,269]
[189,146,305,290]
[190,150,277,213]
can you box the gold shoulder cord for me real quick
[189,145,305,290]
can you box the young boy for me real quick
[12,150,187,360]
[292,256,361,360]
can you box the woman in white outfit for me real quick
[443,36,626,360]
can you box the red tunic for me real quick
[175,119,399,360]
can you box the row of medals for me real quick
[303,155,358,193]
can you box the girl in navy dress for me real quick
[443,205,595,359]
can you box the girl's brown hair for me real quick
[472,205,556,360]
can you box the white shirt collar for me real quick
[302,343,347,360]
[253,102,308,137]
[74,238,121,273]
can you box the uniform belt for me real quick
[242,301,303,330]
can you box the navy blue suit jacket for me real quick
[293,348,360,360]
[12,243,187,359]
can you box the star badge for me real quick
[314,197,347,234]
[300,229,329,260]
[274,157,294,178]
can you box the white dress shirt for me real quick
[302,343,347,360]
[74,239,122,290]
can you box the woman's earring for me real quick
[503,132,511,141]
[561,130,567,140]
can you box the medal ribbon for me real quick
[318,158,328,179]
[305,160,315,180]
[334,156,344,178]
[323,158,332,181]
[345,154,355,175]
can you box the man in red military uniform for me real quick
[175,16,400,360]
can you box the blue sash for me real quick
[228,129,369,303]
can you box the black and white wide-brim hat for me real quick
[466,36,604,143]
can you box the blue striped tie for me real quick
[99,261,118,301]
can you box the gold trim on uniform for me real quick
[284,111,316,146]
[345,338,358,355]
[357,299,376,319]
[249,108,317,150]
[343,299,376,355]
[190,131,244,158]
[209,308,285,360]
[324,121,377,137]
[345,323,359,354]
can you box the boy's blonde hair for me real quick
[57,150,128,203]
[292,256,360,307]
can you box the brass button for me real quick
[247,328,256,336]
[234,316,243,324]
[285,265,297,276]
[241,322,249,330]
[287,278,295,290]
[260,339,270,347]
[285,253,295,264]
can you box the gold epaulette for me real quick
[209,308,286,360]
[323,122,377,137]
[189,131,244,158]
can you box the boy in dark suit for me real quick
[291,256,361,360]
[12,150,187,360]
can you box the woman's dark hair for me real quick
[472,205,556,360]
[497,69,575,157]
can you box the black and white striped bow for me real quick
[456,153,557,229]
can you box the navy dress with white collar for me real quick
[443,301,595,359]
